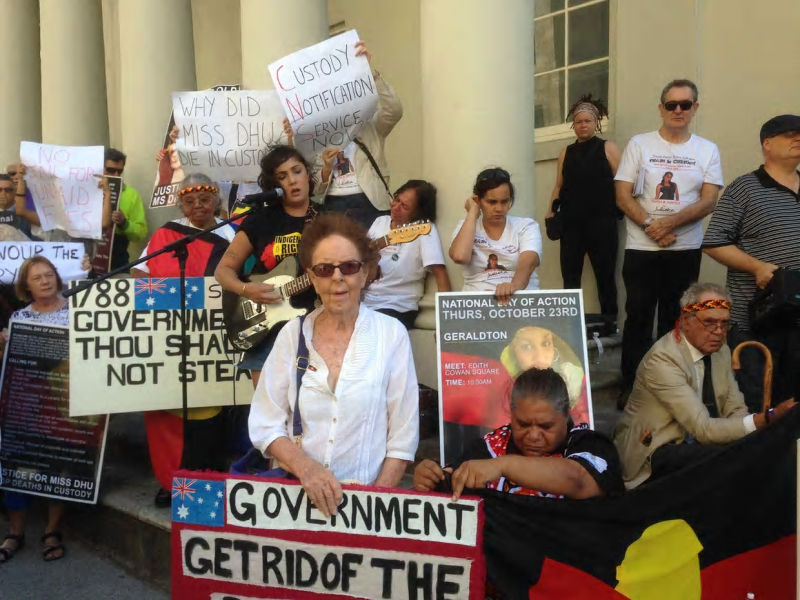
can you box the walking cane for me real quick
[731,341,774,412]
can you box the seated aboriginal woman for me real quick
[363,180,451,329]
[214,144,322,385]
[131,173,236,508]
[415,367,622,500]
[0,256,85,563]
[249,212,420,517]
[442,325,590,430]
[449,167,542,304]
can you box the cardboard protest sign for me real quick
[171,472,485,599]
[0,241,87,284]
[269,30,378,155]
[90,176,122,274]
[20,142,105,239]
[68,277,252,416]
[436,290,592,465]
[0,322,108,503]
[151,84,242,209]
[172,90,287,182]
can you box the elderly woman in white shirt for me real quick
[249,212,419,517]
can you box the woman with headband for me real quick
[132,173,236,508]
[613,282,797,489]
[547,95,622,333]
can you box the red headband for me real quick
[178,184,218,197]
[681,299,731,314]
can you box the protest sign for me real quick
[0,241,86,284]
[151,84,242,209]
[172,472,485,599]
[68,277,252,416]
[0,322,108,503]
[91,176,122,274]
[173,90,287,182]
[269,30,378,155]
[436,290,592,465]
[20,142,105,239]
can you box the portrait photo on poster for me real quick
[435,290,592,466]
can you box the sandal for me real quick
[0,534,25,564]
[42,531,66,562]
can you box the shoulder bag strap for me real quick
[293,315,309,443]
[353,137,392,196]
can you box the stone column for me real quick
[0,0,41,165]
[115,0,196,239]
[416,0,536,328]
[239,0,329,90]
[39,0,108,146]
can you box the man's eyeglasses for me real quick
[664,100,694,112]
[310,260,363,278]
[0,187,14,194]
[105,167,124,176]
[6,171,17,177]
[694,314,731,333]
[477,168,510,183]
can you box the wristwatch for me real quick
[640,217,654,230]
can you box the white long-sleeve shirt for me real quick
[249,304,420,485]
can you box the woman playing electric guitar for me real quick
[215,145,322,385]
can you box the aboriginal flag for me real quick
[482,407,800,599]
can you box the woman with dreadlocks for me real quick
[547,95,621,333]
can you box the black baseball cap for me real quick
[760,115,800,143]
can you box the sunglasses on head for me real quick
[663,100,694,112]
[478,168,510,183]
[310,260,363,278]
[105,167,124,175]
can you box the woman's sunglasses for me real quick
[663,100,694,112]
[478,168,510,182]
[310,260,363,278]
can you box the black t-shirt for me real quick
[446,423,624,497]
[237,202,322,327]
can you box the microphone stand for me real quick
[64,201,267,456]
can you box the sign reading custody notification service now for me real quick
[435,291,592,465]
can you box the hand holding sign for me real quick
[269,30,379,155]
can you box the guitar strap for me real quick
[353,137,392,197]
[293,315,309,443]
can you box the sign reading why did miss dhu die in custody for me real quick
[171,472,485,599]
[436,290,592,466]
[0,322,108,504]
[68,277,252,416]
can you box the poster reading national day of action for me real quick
[436,290,592,465]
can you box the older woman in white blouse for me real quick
[249,212,419,517]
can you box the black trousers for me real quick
[727,322,800,413]
[560,217,619,319]
[376,308,419,330]
[325,192,386,229]
[621,249,702,386]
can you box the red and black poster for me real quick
[0,321,108,503]
[436,290,592,465]
[91,175,122,274]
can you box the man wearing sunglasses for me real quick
[613,283,796,489]
[101,148,147,268]
[0,173,32,239]
[703,115,800,413]
[614,79,724,402]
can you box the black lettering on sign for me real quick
[408,561,434,600]
[232,540,259,581]
[371,558,406,599]
[320,552,341,591]
[436,564,464,600]
[262,487,281,519]
[214,538,234,578]
[261,545,284,585]
[185,537,212,575]
[449,502,476,541]
[341,553,362,593]
[375,496,401,535]
[229,481,256,526]
[295,550,318,588]
[403,498,422,535]
[280,486,304,521]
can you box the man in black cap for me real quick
[703,114,800,411]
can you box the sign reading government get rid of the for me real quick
[171,472,485,599]
[67,277,252,416]
[269,29,378,155]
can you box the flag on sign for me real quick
[481,407,800,599]
[171,477,225,527]
[134,277,205,310]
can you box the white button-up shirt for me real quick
[249,304,420,484]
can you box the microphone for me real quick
[240,188,284,206]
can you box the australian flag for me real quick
[171,477,225,527]
[134,278,205,311]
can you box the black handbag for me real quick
[545,199,564,241]
[749,268,800,332]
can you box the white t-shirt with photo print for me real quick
[364,216,446,313]
[328,142,364,196]
[452,215,543,292]
[615,131,723,251]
